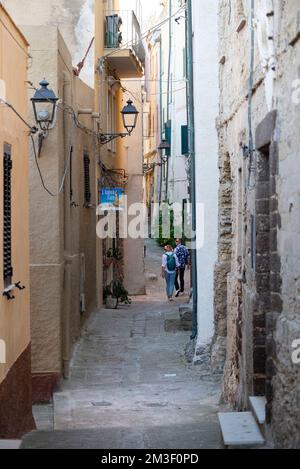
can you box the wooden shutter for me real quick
[3,144,13,285]
[83,153,91,207]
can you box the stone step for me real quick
[249,396,267,425]
[0,440,21,449]
[179,304,192,322]
[218,412,265,448]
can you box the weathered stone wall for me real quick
[269,0,300,449]
[216,0,300,448]
[211,149,232,372]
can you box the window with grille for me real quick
[3,144,13,287]
[83,153,91,207]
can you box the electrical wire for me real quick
[1,83,126,196]
[0,17,31,58]
[0,97,36,132]
[27,82,99,139]
[30,118,75,197]
[99,78,186,86]
[103,4,186,61]
[85,5,187,138]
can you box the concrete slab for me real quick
[0,440,21,449]
[21,421,223,450]
[218,412,265,447]
[249,396,267,425]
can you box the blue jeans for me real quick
[165,271,176,298]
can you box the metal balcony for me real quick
[104,10,145,78]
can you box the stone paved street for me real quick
[23,240,222,449]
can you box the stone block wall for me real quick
[268,0,300,449]
[216,0,300,447]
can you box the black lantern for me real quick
[158,139,171,163]
[31,79,59,132]
[158,140,171,151]
[121,99,139,135]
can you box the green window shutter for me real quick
[165,121,171,156]
[181,125,189,155]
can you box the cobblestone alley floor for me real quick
[24,239,223,449]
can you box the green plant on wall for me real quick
[154,204,187,247]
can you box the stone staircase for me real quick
[218,396,267,448]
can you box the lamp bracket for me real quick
[98,132,129,146]
[2,281,26,301]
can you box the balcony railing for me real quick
[104,10,145,65]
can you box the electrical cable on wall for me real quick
[0,97,37,133]
[102,4,186,62]
[30,118,75,197]
[27,82,99,139]
[247,0,257,190]
[0,93,77,197]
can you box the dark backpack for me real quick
[167,254,176,272]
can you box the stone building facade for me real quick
[214,0,300,448]
[23,25,98,401]
[95,0,146,298]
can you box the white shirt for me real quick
[162,252,180,274]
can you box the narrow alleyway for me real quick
[24,239,222,449]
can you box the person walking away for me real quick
[162,245,179,301]
[174,239,189,297]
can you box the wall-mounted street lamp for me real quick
[121,99,139,135]
[143,162,161,173]
[31,79,59,133]
[99,99,139,145]
[158,139,171,163]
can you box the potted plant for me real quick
[103,284,118,309]
[104,281,131,310]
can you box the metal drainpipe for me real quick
[165,0,172,202]
[158,33,163,205]
[62,71,72,379]
[186,0,198,340]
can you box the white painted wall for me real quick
[161,0,189,205]
[193,0,219,346]
[169,13,189,204]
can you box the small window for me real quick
[83,153,91,207]
[3,144,13,287]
